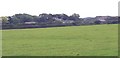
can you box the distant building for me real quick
[62,20,74,24]
[54,17,74,24]
[99,19,106,22]
[95,16,109,22]
[24,22,36,24]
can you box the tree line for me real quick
[0,13,119,29]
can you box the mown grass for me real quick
[2,24,118,56]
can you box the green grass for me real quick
[2,24,118,56]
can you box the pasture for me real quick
[2,24,118,56]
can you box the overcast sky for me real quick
[0,0,119,18]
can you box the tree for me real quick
[94,20,101,24]
[14,14,33,23]
[8,16,20,24]
[1,16,9,24]
[69,13,81,25]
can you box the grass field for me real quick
[2,24,118,56]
